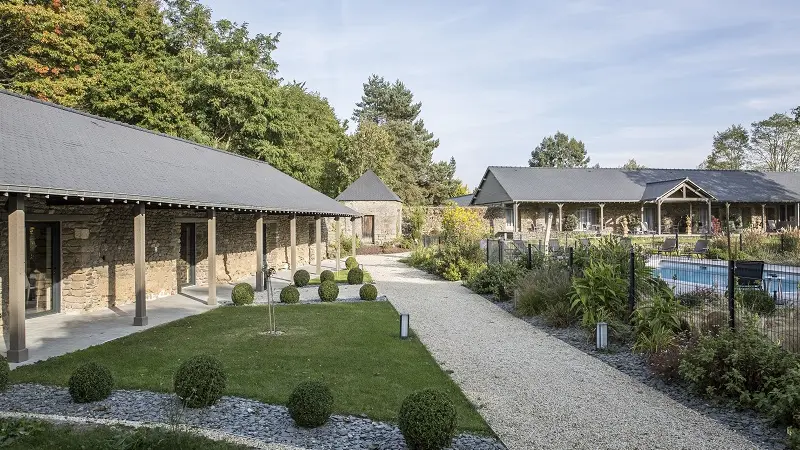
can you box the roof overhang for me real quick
[641,178,716,203]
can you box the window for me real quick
[576,208,597,231]
[504,205,514,230]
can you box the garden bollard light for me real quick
[596,322,608,350]
[400,314,410,339]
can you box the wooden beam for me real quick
[133,204,147,326]
[175,217,208,223]
[335,217,341,272]
[207,209,217,305]
[315,216,322,275]
[7,195,28,362]
[657,200,662,234]
[289,214,297,277]
[598,203,605,234]
[351,217,357,257]
[556,203,564,233]
[762,204,766,232]
[512,202,519,235]
[255,214,264,292]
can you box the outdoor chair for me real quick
[734,260,765,290]
[767,220,777,232]
[688,239,709,258]
[657,237,677,255]
[635,222,649,235]
[548,239,560,253]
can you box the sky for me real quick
[203,0,800,189]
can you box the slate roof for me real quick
[448,194,475,207]
[0,90,359,217]
[335,170,401,202]
[471,167,800,205]
[640,178,715,202]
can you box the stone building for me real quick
[468,167,800,238]
[335,170,402,246]
[0,90,359,362]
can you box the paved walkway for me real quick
[359,253,761,450]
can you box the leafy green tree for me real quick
[323,121,397,196]
[529,132,590,168]
[699,124,749,170]
[621,159,645,170]
[0,0,99,106]
[749,114,800,171]
[421,158,462,205]
[793,106,800,123]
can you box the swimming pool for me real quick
[654,259,800,295]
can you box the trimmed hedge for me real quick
[318,280,339,302]
[294,269,311,287]
[320,270,335,283]
[280,285,300,304]
[174,355,227,408]
[287,381,334,428]
[231,283,254,306]
[347,267,364,285]
[398,389,457,450]
[359,284,378,301]
[345,256,358,270]
[68,362,114,403]
[0,355,8,392]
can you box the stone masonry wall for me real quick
[339,201,402,245]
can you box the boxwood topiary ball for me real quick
[347,267,364,285]
[287,381,334,428]
[359,284,378,301]
[280,285,300,304]
[345,256,358,270]
[318,280,339,302]
[398,389,457,450]
[174,355,227,408]
[231,283,254,306]
[320,270,335,283]
[68,362,114,403]
[294,269,311,287]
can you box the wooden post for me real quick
[289,213,297,277]
[689,203,693,234]
[133,204,148,325]
[598,203,605,234]
[255,213,264,292]
[640,204,645,232]
[762,204,766,231]
[707,200,712,234]
[557,203,564,232]
[315,216,322,275]
[207,209,217,305]
[796,203,799,228]
[657,200,662,235]
[335,217,341,271]
[7,195,28,362]
[512,202,519,235]
[351,217,357,257]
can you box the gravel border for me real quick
[494,301,789,449]
[0,384,504,450]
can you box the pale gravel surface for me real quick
[362,253,766,450]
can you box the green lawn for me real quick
[0,417,246,449]
[308,269,373,285]
[11,303,489,434]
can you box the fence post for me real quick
[527,244,532,270]
[739,233,743,254]
[628,247,636,316]
[728,259,735,331]
[498,239,504,265]
[538,239,543,253]
[568,247,574,277]
[486,240,490,265]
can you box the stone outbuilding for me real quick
[335,170,402,245]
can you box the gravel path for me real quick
[360,253,766,450]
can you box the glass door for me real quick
[26,222,60,316]
[179,223,196,287]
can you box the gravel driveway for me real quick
[360,253,764,450]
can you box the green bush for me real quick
[632,293,685,352]
[340,236,361,254]
[320,270,335,283]
[741,289,776,315]
[231,283,254,306]
[542,301,576,328]
[360,284,378,301]
[294,269,311,287]
[563,214,578,232]
[701,311,729,335]
[318,280,339,302]
[403,239,484,282]
[761,364,800,428]
[174,355,227,408]
[68,362,113,403]
[0,355,8,392]
[464,262,526,300]
[280,285,300,304]
[398,389,457,450]
[287,381,334,428]
[571,260,629,332]
[676,287,723,308]
[347,267,364,285]
[516,264,572,316]
[345,256,358,270]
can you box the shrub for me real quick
[542,301,576,328]
[68,362,113,403]
[398,389,457,450]
[347,267,364,285]
[676,287,723,308]
[293,269,310,287]
[571,260,628,333]
[648,341,685,380]
[741,289,776,315]
[563,214,578,232]
[761,364,800,427]
[287,381,334,428]
[231,283,254,306]
[318,280,339,302]
[632,293,685,346]
[345,256,358,270]
[360,284,378,301]
[280,285,300,304]
[340,236,361,254]
[464,262,526,300]
[516,264,572,316]
[174,355,227,408]
[0,356,8,392]
[701,311,729,335]
[320,270,335,283]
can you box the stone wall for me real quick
[338,201,402,245]
[0,197,332,322]
[404,205,506,237]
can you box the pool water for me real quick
[655,261,799,294]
